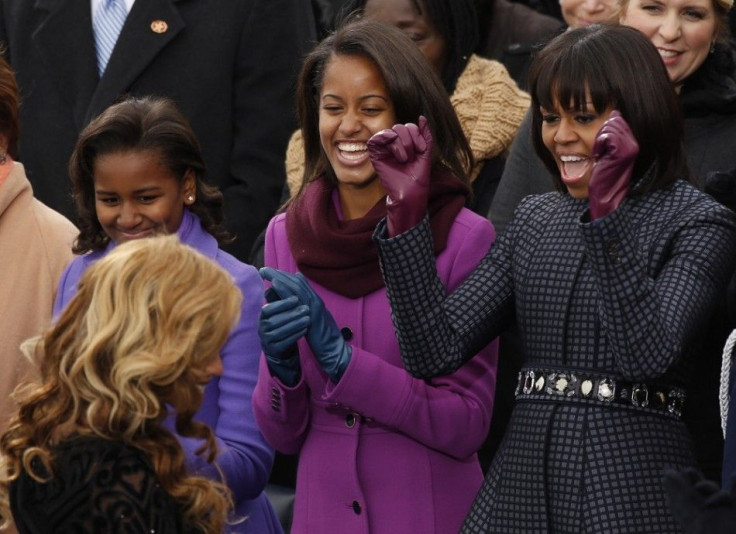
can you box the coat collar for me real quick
[32,0,99,129]
[86,0,185,122]
[0,163,31,218]
[31,0,186,127]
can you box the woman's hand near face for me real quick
[367,115,433,236]
[588,110,640,219]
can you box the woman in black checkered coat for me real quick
[371,25,736,533]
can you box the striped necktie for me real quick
[93,0,127,76]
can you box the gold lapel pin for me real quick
[150,20,168,34]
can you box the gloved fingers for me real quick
[259,304,310,357]
[389,124,413,162]
[260,295,301,319]
[671,467,704,485]
[265,287,281,303]
[703,489,735,508]
[417,115,433,152]
[594,110,638,159]
[367,128,399,158]
[259,312,310,344]
[404,122,427,155]
[260,267,307,302]
[262,322,310,355]
[693,479,722,497]
[592,131,613,160]
[663,468,702,499]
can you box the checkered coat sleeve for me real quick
[376,181,736,382]
[375,180,736,532]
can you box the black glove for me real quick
[664,468,736,534]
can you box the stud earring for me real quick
[187,195,194,203]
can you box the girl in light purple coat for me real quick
[252,20,498,534]
[53,96,282,534]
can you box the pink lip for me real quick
[656,48,682,67]
[334,143,370,167]
[117,228,153,240]
[557,155,593,187]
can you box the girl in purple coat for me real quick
[252,20,498,534]
[53,96,282,534]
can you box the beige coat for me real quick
[0,163,76,433]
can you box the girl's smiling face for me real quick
[318,54,396,194]
[93,149,195,244]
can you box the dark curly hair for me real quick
[69,96,231,254]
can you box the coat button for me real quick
[345,413,356,428]
[607,240,621,265]
[352,500,362,514]
[340,327,353,341]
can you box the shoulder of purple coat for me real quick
[53,249,107,316]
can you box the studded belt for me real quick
[515,367,686,418]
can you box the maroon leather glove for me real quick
[367,115,433,237]
[588,110,639,220]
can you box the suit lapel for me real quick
[85,0,185,123]
[32,0,99,130]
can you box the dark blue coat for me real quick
[376,180,736,532]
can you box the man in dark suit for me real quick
[0,0,316,260]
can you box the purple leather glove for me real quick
[260,268,352,383]
[588,110,639,220]
[367,115,433,237]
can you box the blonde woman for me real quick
[0,236,240,534]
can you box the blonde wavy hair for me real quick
[0,235,242,533]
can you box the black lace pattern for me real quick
[10,436,201,534]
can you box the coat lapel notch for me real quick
[85,0,185,123]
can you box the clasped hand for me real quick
[367,115,433,236]
[259,268,351,383]
[588,110,639,219]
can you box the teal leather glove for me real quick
[259,288,310,386]
[260,268,352,382]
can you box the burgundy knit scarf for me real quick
[285,169,468,299]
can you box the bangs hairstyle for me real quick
[69,96,231,254]
[529,24,689,195]
[338,0,479,93]
[294,18,472,198]
[0,235,240,534]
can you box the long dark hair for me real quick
[529,24,689,195]
[294,19,473,197]
[69,96,231,253]
[0,53,20,159]
[339,0,479,93]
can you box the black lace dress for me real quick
[10,436,201,534]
